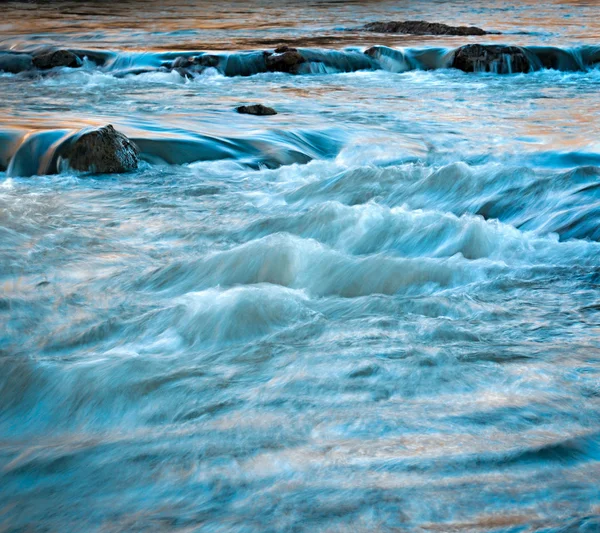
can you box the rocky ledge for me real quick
[361,20,489,36]
[0,49,83,74]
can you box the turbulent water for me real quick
[2,1,600,531]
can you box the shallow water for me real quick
[1,1,600,532]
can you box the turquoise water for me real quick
[1,1,600,531]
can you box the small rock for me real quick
[0,53,34,74]
[264,46,305,74]
[57,125,139,174]
[236,104,278,116]
[362,20,488,36]
[33,50,82,70]
[452,44,531,73]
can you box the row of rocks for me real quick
[361,20,489,36]
[260,44,532,74]
[1,45,531,78]
[167,43,531,78]
[0,49,83,74]
[167,45,307,77]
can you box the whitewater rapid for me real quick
[1,1,600,531]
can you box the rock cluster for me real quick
[0,49,83,74]
[33,50,82,70]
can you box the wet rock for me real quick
[197,54,220,68]
[32,49,82,70]
[172,56,195,69]
[362,20,488,36]
[264,46,305,74]
[236,104,278,116]
[170,54,221,77]
[452,44,531,73]
[57,125,139,174]
[0,53,34,74]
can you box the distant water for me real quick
[1,1,600,532]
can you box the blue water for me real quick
[1,1,600,531]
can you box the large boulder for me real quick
[0,53,34,74]
[264,46,305,74]
[236,104,277,116]
[362,20,488,36]
[452,44,531,74]
[32,50,82,70]
[57,125,139,174]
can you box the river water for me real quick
[1,1,600,531]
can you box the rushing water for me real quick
[2,1,600,531]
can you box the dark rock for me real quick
[0,53,34,74]
[170,54,220,77]
[362,20,488,36]
[452,44,531,74]
[33,50,82,70]
[264,46,305,74]
[196,54,220,68]
[57,125,139,174]
[236,104,278,116]
[172,56,194,69]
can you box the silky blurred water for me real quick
[1,1,600,532]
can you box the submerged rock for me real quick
[452,44,531,73]
[197,54,220,68]
[169,54,221,77]
[362,20,488,36]
[264,46,305,74]
[172,56,195,69]
[57,125,139,174]
[236,104,278,116]
[32,49,82,70]
[0,53,34,74]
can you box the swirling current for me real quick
[1,1,600,531]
